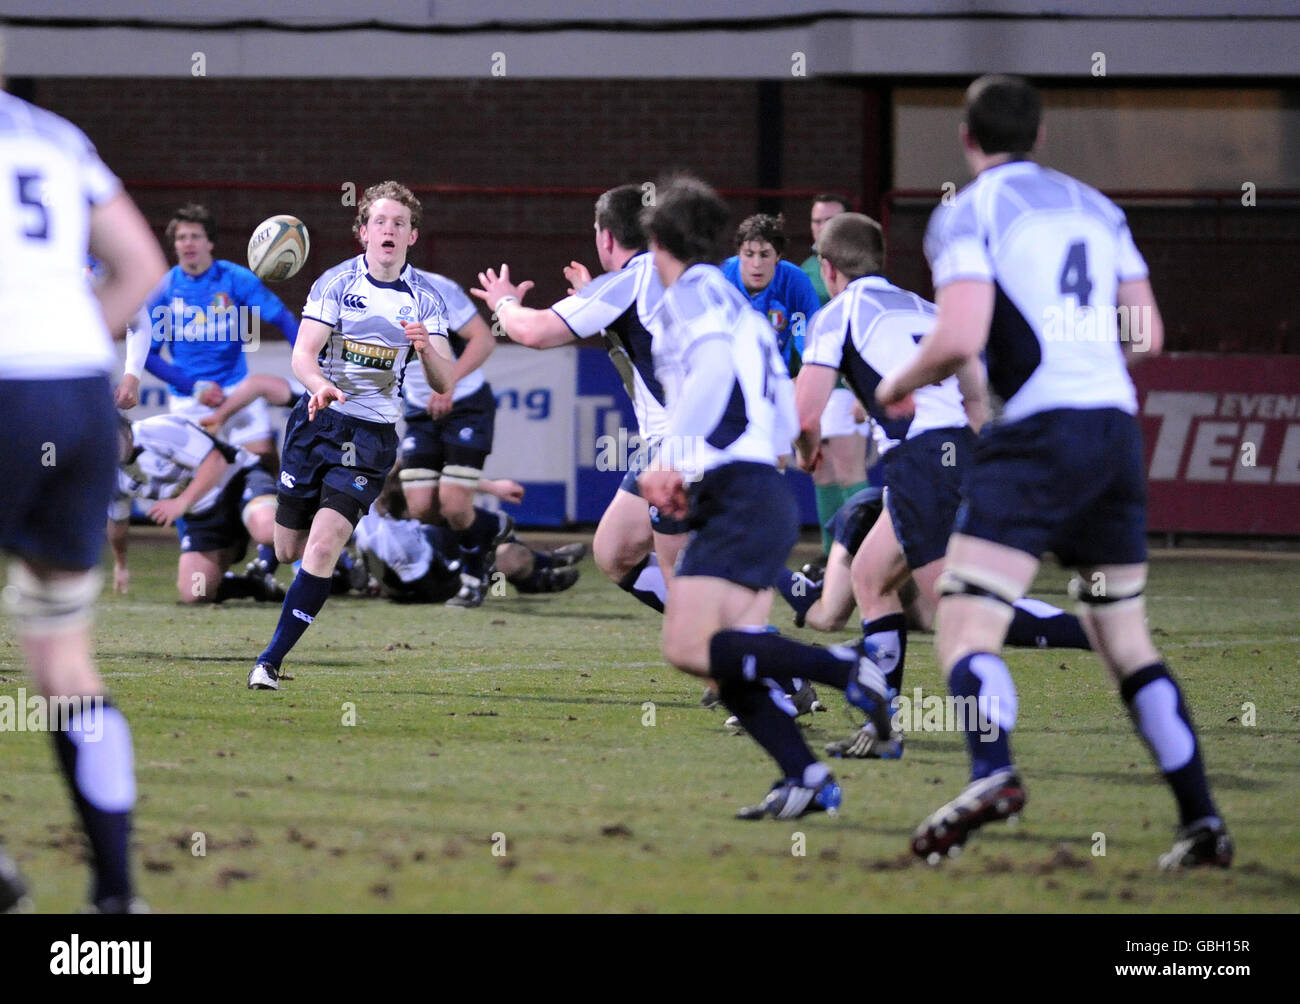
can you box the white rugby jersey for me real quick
[402,270,486,409]
[653,264,797,480]
[550,252,669,441]
[802,275,967,439]
[109,414,259,520]
[302,255,449,424]
[926,160,1145,422]
[354,511,436,583]
[0,93,121,379]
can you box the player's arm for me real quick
[478,478,525,505]
[876,280,994,412]
[147,448,229,527]
[200,374,295,432]
[1117,278,1164,364]
[88,190,168,337]
[116,306,153,409]
[292,318,347,418]
[955,354,990,433]
[473,265,574,349]
[794,363,839,471]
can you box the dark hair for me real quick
[734,213,787,256]
[812,193,850,212]
[641,175,730,267]
[594,185,648,252]
[816,213,884,280]
[166,203,215,244]
[353,180,423,240]
[964,74,1042,156]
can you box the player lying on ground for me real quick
[474,185,681,615]
[637,174,895,821]
[0,89,167,913]
[876,75,1230,868]
[248,181,456,691]
[354,476,582,602]
[108,413,283,604]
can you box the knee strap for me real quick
[3,563,102,633]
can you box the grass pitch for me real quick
[2,531,1297,913]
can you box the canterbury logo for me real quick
[342,294,367,310]
[292,609,314,624]
[280,471,296,489]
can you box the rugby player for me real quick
[876,76,1231,868]
[637,175,893,821]
[247,181,456,691]
[0,90,167,911]
[473,185,682,614]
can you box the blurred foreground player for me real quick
[0,91,167,911]
[877,75,1231,868]
[247,181,456,690]
[638,176,893,820]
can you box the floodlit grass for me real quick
[3,531,1296,912]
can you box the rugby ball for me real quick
[247,214,310,281]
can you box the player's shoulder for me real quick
[0,92,95,157]
[215,259,264,287]
[405,267,449,306]
[410,268,461,298]
[311,254,366,292]
[132,413,206,447]
[1038,165,1127,227]
[671,263,739,313]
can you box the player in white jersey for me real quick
[474,185,681,614]
[399,269,505,607]
[876,76,1230,868]
[794,212,984,757]
[635,175,893,821]
[108,414,282,604]
[0,91,167,912]
[247,181,456,690]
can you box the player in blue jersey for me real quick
[474,185,681,615]
[0,91,167,912]
[637,175,894,821]
[721,213,822,375]
[398,269,504,608]
[144,204,301,461]
[247,181,456,690]
[876,76,1231,868]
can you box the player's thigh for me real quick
[274,523,310,564]
[301,507,359,577]
[849,505,910,608]
[651,528,688,585]
[242,492,278,545]
[1073,562,1159,680]
[177,550,225,604]
[593,488,653,581]
[822,434,867,485]
[661,575,763,676]
[933,533,1040,672]
[437,478,477,529]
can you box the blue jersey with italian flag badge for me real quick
[143,260,300,394]
[721,256,821,373]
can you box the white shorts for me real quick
[819,387,869,440]
[170,392,274,448]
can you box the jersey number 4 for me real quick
[1059,240,1092,305]
[14,171,49,241]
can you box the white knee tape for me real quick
[3,563,103,633]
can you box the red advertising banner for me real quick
[1133,354,1300,535]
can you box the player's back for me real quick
[0,93,117,378]
[807,275,966,438]
[403,270,486,407]
[655,264,796,477]
[926,161,1143,423]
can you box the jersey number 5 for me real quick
[1059,241,1092,305]
[14,172,49,241]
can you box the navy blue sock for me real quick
[708,629,853,692]
[453,508,501,579]
[774,567,821,617]
[716,679,817,779]
[1120,663,1218,825]
[531,550,555,571]
[949,653,1018,781]
[50,697,135,907]
[616,554,666,613]
[257,543,279,574]
[862,613,907,692]
[1007,598,1091,649]
[259,569,333,668]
